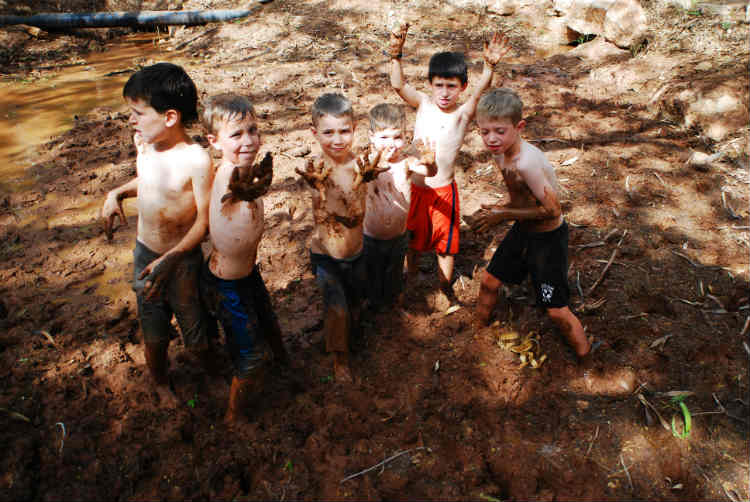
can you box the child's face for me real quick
[369,126,405,162]
[209,114,260,167]
[429,76,467,112]
[311,114,354,163]
[477,116,525,155]
[126,97,172,146]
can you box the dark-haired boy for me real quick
[388,24,510,311]
[101,62,214,407]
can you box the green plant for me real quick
[187,394,197,408]
[320,375,333,383]
[284,460,293,472]
[670,395,692,439]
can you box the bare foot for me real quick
[333,352,353,383]
[154,384,179,408]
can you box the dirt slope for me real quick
[0,0,748,500]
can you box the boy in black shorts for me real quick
[471,88,591,360]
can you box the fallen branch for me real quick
[0,407,31,423]
[574,241,605,249]
[621,454,633,492]
[637,393,670,430]
[340,447,426,483]
[740,316,749,336]
[721,191,741,220]
[33,329,58,348]
[713,393,749,424]
[585,425,599,457]
[587,230,627,296]
[174,26,219,51]
[670,250,723,270]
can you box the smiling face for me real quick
[126,97,173,147]
[311,114,355,163]
[477,116,525,157]
[370,126,406,162]
[429,76,467,112]
[209,114,260,167]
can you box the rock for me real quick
[566,0,616,38]
[603,0,648,48]
[286,144,311,158]
[686,150,723,171]
[678,84,749,141]
[661,0,692,8]
[553,0,575,15]
[569,36,629,61]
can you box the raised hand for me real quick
[221,152,274,204]
[413,138,437,168]
[295,157,332,202]
[102,192,127,241]
[388,22,410,59]
[483,31,512,67]
[353,147,387,189]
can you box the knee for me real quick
[546,307,569,325]
[479,270,501,295]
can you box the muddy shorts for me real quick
[132,240,209,346]
[200,263,272,377]
[486,221,570,309]
[407,181,460,255]
[363,233,407,309]
[310,251,365,314]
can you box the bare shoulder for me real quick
[517,141,551,171]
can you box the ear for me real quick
[310,126,318,137]
[164,109,180,127]
[516,119,526,132]
[460,82,468,92]
[206,133,220,151]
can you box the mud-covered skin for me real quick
[138,249,187,300]
[352,146,386,188]
[221,152,274,204]
[296,157,333,202]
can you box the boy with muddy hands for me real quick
[200,94,289,425]
[388,22,511,311]
[295,93,386,383]
[100,63,214,407]
[471,88,592,361]
[363,103,437,311]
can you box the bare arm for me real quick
[462,32,512,121]
[101,177,138,240]
[389,23,424,109]
[139,152,214,299]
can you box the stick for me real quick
[588,230,627,296]
[670,250,723,270]
[603,228,620,242]
[574,241,605,249]
[620,454,633,491]
[33,329,58,348]
[585,425,599,457]
[652,172,667,188]
[174,26,219,51]
[576,271,584,299]
[0,407,31,423]
[55,422,66,456]
[740,316,749,336]
[721,191,741,220]
[340,447,426,483]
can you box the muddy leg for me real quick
[434,253,457,311]
[547,306,589,358]
[144,341,179,408]
[324,306,352,383]
[476,269,502,326]
[224,368,264,426]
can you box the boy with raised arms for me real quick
[200,93,289,425]
[101,63,213,407]
[295,93,385,383]
[388,23,510,310]
[472,88,591,360]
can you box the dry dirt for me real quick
[1,0,749,500]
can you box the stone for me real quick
[566,0,616,37]
[677,83,749,141]
[603,0,648,48]
[569,36,629,60]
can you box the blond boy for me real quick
[101,63,213,407]
[472,88,591,359]
[388,23,511,310]
[363,103,436,310]
[296,93,385,382]
[200,94,289,424]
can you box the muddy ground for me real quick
[1,0,749,500]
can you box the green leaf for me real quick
[187,398,196,408]
[284,460,293,472]
[671,401,691,439]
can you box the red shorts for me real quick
[407,181,460,255]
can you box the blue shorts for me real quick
[363,233,407,309]
[486,221,570,309]
[200,263,272,376]
[132,240,209,347]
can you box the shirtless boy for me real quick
[472,88,591,359]
[200,93,289,424]
[101,63,213,407]
[363,103,437,311]
[388,23,511,310]
[296,93,385,382]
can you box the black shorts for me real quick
[363,233,408,309]
[486,221,570,309]
[310,251,366,314]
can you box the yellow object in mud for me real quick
[496,329,547,369]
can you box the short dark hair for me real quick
[202,93,256,135]
[428,52,468,85]
[311,93,353,127]
[123,62,198,125]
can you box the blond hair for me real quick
[202,93,256,135]
[476,88,523,125]
[368,103,405,132]
[311,93,353,127]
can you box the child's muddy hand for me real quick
[388,22,409,58]
[413,138,437,167]
[483,31,512,67]
[356,147,387,184]
[296,158,331,201]
[101,191,127,241]
[139,251,184,300]
[472,207,504,233]
[221,152,274,203]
